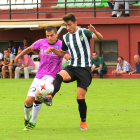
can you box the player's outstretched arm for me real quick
[88,24,103,41]
[47,47,67,57]
[15,46,34,64]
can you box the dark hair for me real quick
[23,38,28,41]
[118,56,124,60]
[8,46,12,49]
[46,26,57,34]
[92,51,97,54]
[9,40,14,44]
[4,49,8,52]
[63,13,76,23]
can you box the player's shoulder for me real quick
[57,39,62,44]
[63,32,70,37]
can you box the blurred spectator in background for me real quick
[0,51,3,61]
[8,47,12,54]
[111,0,137,17]
[9,40,17,56]
[91,51,108,78]
[15,49,35,79]
[112,56,134,75]
[18,38,31,56]
[33,53,40,61]
[129,55,140,74]
[107,0,122,17]
[18,38,29,51]
[0,51,4,73]
[2,49,15,79]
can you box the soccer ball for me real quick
[39,81,54,96]
[92,64,96,69]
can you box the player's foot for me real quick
[36,94,52,106]
[23,122,36,131]
[24,112,32,128]
[80,121,87,130]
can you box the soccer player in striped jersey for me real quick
[36,13,103,130]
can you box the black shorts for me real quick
[63,66,92,91]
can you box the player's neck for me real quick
[48,39,58,45]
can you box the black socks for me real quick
[51,74,63,98]
[77,99,87,122]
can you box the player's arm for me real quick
[47,39,68,57]
[47,47,67,57]
[88,24,103,40]
[15,46,34,64]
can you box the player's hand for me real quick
[46,47,54,54]
[88,24,96,33]
[63,54,71,61]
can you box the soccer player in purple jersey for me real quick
[14,26,63,130]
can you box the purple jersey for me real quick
[32,38,62,79]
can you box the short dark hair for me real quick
[4,49,8,52]
[23,38,28,41]
[8,46,12,49]
[63,13,76,23]
[118,56,124,60]
[92,51,97,54]
[46,26,57,34]
[9,40,14,44]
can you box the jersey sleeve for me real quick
[61,39,68,52]
[32,39,41,50]
[83,29,94,39]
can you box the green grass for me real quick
[0,79,140,140]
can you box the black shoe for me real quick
[111,14,117,17]
[36,95,52,106]
[123,14,130,17]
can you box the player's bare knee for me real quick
[25,98,34,106]
[77,94,85,99]
[58,70,71,81]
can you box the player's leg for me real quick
[52,70,71,97]
[36,69,72,105]
[28,75,54,130]
[2,65,6,78]
[24,96,34,128]
[77,87,88,130]
[29,89,43,126]
[23,78,41,130]
[75,67,92,130]
[8,66,13,79]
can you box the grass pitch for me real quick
[0,79,140,140]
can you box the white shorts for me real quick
[27,75,54,97]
